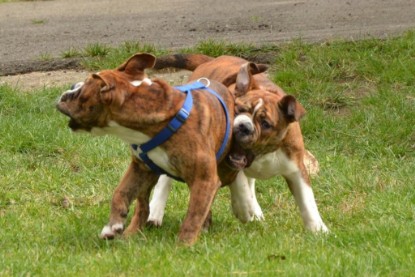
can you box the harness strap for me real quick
[131,80,230,181]
[139,87,193,153]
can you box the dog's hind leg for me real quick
[147,175,173,227]
[179,179,220,245]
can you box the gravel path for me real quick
[0,0,414,88]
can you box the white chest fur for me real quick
[243,149,299,179]
[91,121,176,175]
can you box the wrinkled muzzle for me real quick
[56,82,89,131]
[56,82,83,115]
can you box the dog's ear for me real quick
[117,53,156,77]
[278,95,306,123]
[253,63,269,74]
[92,74,125,107]
[234,62,259,98]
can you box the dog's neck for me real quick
[91,121,151,145]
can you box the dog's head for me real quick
[56,53,156,132]
[229,62,305,163]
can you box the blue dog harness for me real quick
[131,80,230,181]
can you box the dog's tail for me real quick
[153,54,213,71]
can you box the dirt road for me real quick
[1,0,414,76]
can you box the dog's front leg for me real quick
[247,177,265,220]
[284,166,328,233]
[123,172,158,236]
[179,175,221,245]
[229,171,263,222]
[100,161,157,239]
[147,175,173,227]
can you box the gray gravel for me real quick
[1,0,414,75]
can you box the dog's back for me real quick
[154,54,285,97]
[154,54,213,71]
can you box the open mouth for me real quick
[226,153,248,170]
[68,118,83,131]
[226,145,256,170]
[56,102,88,132]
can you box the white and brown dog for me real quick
[149,54,328,233]
[56,53,245,245]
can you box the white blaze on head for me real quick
[252,98,264,118]
[59,81,84,101]
[64,81,84,94]
[233,98,263,131]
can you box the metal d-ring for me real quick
[197,77,211,87]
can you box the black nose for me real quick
[237,123,252,135]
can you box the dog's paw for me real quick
[252,210,264,221]
[99,223,124,239]
[146,219,162,228]
[147,208,165,227]
[306,221,329,234]
[232,202,255,223]
[251,201,264,221]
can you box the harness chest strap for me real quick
[131,81,230,181]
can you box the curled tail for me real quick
[153,54,213,71]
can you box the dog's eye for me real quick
[261,120,271,129]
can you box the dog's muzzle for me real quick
[233,114,255,144]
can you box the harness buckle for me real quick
[176,108,189,123]
[167,122,179,132]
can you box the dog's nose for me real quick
[237,123,253,135]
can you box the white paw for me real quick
[232,201,255,223]
[147,204,165,227]
[147,217,162,227]
[306,221,329,233]
[99,223,124,239]
[252,201,264,221]
[252,210,264,221]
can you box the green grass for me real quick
[61,47,82,59]
[1,31,415,276]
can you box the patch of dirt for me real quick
[0,69,88,91]
[1,0,415,76]
[0,68,191,91]
[0,58,82,77]
[1,0,414,88]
